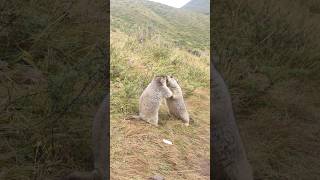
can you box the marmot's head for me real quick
[154,75,167,86]
[166,75,179,88]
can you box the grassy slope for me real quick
[111,0,209,50]
[0,1,106,179]
[213,0,320,179]
[110,0,210,179]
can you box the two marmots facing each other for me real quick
[127,75,190,126]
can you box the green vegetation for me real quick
[213,0,320,179]
[0,1,106,179]
[110,0,210,179]
[111,0,210,50]
[110,30,209,115]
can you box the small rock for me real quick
[162,139,173,145]
[149,174,164,180]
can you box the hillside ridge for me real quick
[111,0,209,50]
[182,0,210,14]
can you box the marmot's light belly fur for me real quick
[166,76,190,125]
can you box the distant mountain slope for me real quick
[110,0,209,50]
[182,0,210,14]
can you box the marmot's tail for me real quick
[125,115,141,121]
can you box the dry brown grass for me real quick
[110,88,210,180]
[213,0,320,179]
[239,79,320,179]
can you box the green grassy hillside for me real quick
[213,0,320,179]
[110,0,210,179]
[182,0,210,14]
[111,0,210,50]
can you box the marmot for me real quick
[62,96,108,180]
[165,75,190,126]
[127,75,173,126]
[212,64,253,180]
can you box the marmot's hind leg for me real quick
[181,113,190,126]
[146,116,159,126]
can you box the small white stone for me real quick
[162,139,173,145]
